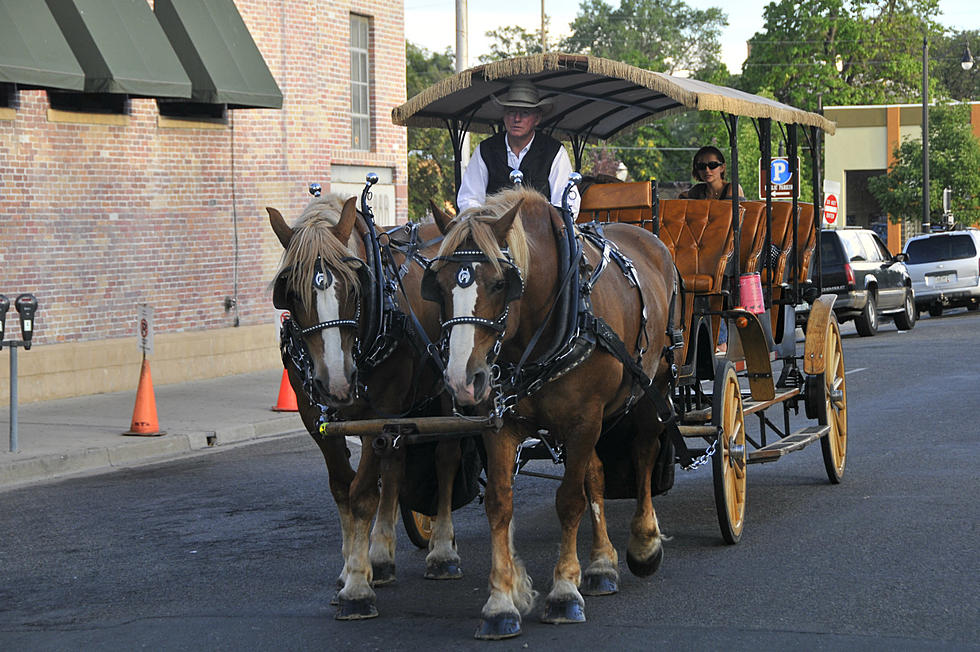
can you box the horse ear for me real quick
[333,196,359,244]
[491,198,524,245]
[267,207,293,248]
[430,200,455,234]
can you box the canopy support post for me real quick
[789,124,799,304]
[759,118,773,306]
[805,125,824,294]
[724,113,741,306]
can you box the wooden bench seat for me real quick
[578,181,654,227]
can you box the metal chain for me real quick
[681,438,717,471]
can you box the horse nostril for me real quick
[471,369,488,398]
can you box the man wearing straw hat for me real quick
[457,80,579,217]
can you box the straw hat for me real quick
[490,80,553,116]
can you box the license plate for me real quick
[929,272,954,285]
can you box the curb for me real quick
[0,414,306,491]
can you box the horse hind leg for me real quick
[424,439,463,580]
[626,423,665,577]
[368,452,404,586]
[580,450,619,596]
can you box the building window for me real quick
[47,91,128,115]
[350,14,370,151]
[1,83,15,109]
[156,100,227,121]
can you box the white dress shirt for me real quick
[456,133,580,218]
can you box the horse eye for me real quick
[492,279,507,293]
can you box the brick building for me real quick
[0,0,407,405]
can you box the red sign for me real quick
[824,194,838,224]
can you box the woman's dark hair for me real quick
[692,146,727,180]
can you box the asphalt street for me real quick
[0,309,977,650]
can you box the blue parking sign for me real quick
[770,158,792,185]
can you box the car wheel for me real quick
[854,293,878,336]
[893,290,916,331]
[928,303,943,318]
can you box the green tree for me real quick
[481,21,547,63]
[931,29,980,102]
[560,0,729,182]
[867,103,980,226]
[406,43,456,221]
[740,0,943,112]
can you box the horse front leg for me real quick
[626,420,665,577]
[580,449,619,596]
[475,427,535,640]
[424,438,463,579]
[335,438,383,619]
[368,447,404,586]
[541,424,600,625]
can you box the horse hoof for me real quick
[627,542,665,577]
[335,597,379,620]
[424,559,463,580]
[540,599,586,624]
[371,562,396,586]
[580,571,618,596]
[474,613,522,640]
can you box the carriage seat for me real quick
[792,202,817,284]
[658,199,739,294]
[578,181,654,227]
[758,201,795,284]
[738,201,767,275]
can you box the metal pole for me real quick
[9,344,18,453]
[455,0,470,171]
[923,36,930,231]
[541,0,546,51]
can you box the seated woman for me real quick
[679,146,745,200]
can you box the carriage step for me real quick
[742,388,800,415]
[747,424,830,464]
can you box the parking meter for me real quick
[0,294,8,349]
[14,294,37,350]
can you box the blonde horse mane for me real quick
[432,187,542,276]
[274,193,361,310]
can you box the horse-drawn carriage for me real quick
[269,53,846,639]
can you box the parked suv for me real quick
[902,229,980,317]
[808,228,916,336]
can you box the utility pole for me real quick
[455,0,470,169]
[541,0,546,51]
[922,35,930,231]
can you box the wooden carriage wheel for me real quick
[819,317,848,484]
[400,502,433,549]
[711,361,747,545]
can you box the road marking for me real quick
[846,367,867,375]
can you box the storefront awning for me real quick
[44,0,191,98]
[154,0,282,109]
[0,1,85,91]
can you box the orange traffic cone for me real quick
[123,357,166,436]
[271,368,298,412]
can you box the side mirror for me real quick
[894,252,909,263]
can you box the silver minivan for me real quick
[902,229,980,317]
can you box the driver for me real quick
[456,80,579,218]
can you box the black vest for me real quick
[481,131,562,199]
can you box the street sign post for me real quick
[137,303,154,357]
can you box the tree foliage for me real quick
[406,43,456,221]
[867,104,980,226]
[739,0,943,111]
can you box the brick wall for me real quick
[0,1,406,383]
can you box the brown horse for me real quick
[267,193,464,620]
[427,188,679,638]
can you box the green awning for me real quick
[0,1,85,90]
[154,0,282,109]
[45,0,191,98]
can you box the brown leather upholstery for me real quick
[794,203,816,283]
[738,201,767,275]
[658,199,738,294]
[578,181,654,226]
[758,201,794,285]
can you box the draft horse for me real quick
[426,188,680,638]
[267,192,464,620]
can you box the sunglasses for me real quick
[695,161,723,171]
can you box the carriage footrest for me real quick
[747,424,830,464]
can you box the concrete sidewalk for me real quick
[0,368,307,491]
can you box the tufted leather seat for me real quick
[792,202,816,283]
[758,201,794,284]
[658,199,738,294]
[738,201,767,275]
